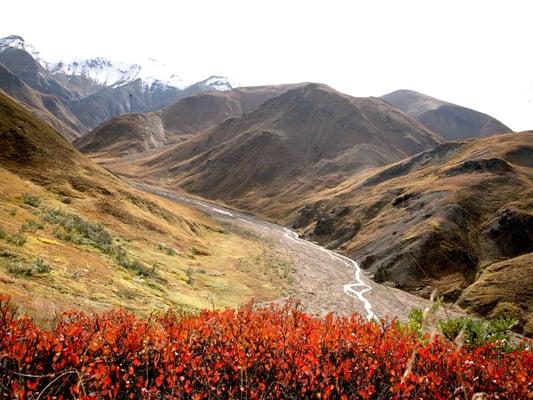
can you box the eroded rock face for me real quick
[292,205,319,229]
[486,208,533,257]
[444,158,514,177]
[314,216,336,235]
[369,226,478,301]
[313,206,352,236]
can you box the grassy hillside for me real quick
[0,90,293,323]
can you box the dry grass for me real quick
[0,167,290,323]
[0,91,291,324]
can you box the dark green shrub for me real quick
[185,267,194,285]
[115,247,155,277]
[21,219,43,233]
[44,209,113,253]
[439,316,518,348]
[126,259,152,277]
[60,196,72,204]
[405,307,518,349]
[116,247,128,267]
[32,258,52,274]
[22,193,41,208]
[7,233,26,246]
[158,243,176,256]
[7,258,51,277]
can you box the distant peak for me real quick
[49,57,196,89]
[197,75,233,91]
[0,35,233,93]
[301,82,333,91]
[0,34,47,68]
[0,35,26,48]
[382,89,437,100]
[1,34,25,42]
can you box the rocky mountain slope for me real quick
[382,89,512,139]
[0,44,84,139]
[0,67,81,141]
[0,35,233,139]
[290,131,532,332]
[74,112,166,155]
[134,83,443,212]
[0,91,287,321]
[75,84,302,156]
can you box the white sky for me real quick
[1,0,532,130]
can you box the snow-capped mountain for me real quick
[198,76,233,91]
[0,34,235,138]
[0,35,48,68]
[0,35,233,92]
[49,57,194,90]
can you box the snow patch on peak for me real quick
[48,57,191,89]
[49,58,144,87]
[199,75,233,91]
[133,58,188,89]
[0,35,48,68]
[0,34,234,93]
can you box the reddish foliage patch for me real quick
[0,295,531,399]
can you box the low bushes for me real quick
[158,242,177,256]
[404,306,519,349]
[44,209,114,253]
[21,219,43,233]
[6,258,52,277]
[0,227,26,246]
[0,296,530,399]
[6,232,27,246]
[43,209,156,279]
[21,193,41,208]
[60,196,72,204]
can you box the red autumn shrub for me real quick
[0,294,531,399]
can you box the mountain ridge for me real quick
[134,83,443,208]
[0,35,234,138]
[74,83,305,156]
[382,89,512,139]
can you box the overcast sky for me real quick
[1,0,531,130]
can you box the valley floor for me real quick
[135,182,462,321]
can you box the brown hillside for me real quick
[0,66,82,141]
[161,83,303,134]
[290,132,533,331]
[138,83,443,211]
[382,89,512,140]
[74,112,166,156]
[75,84,302,157]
